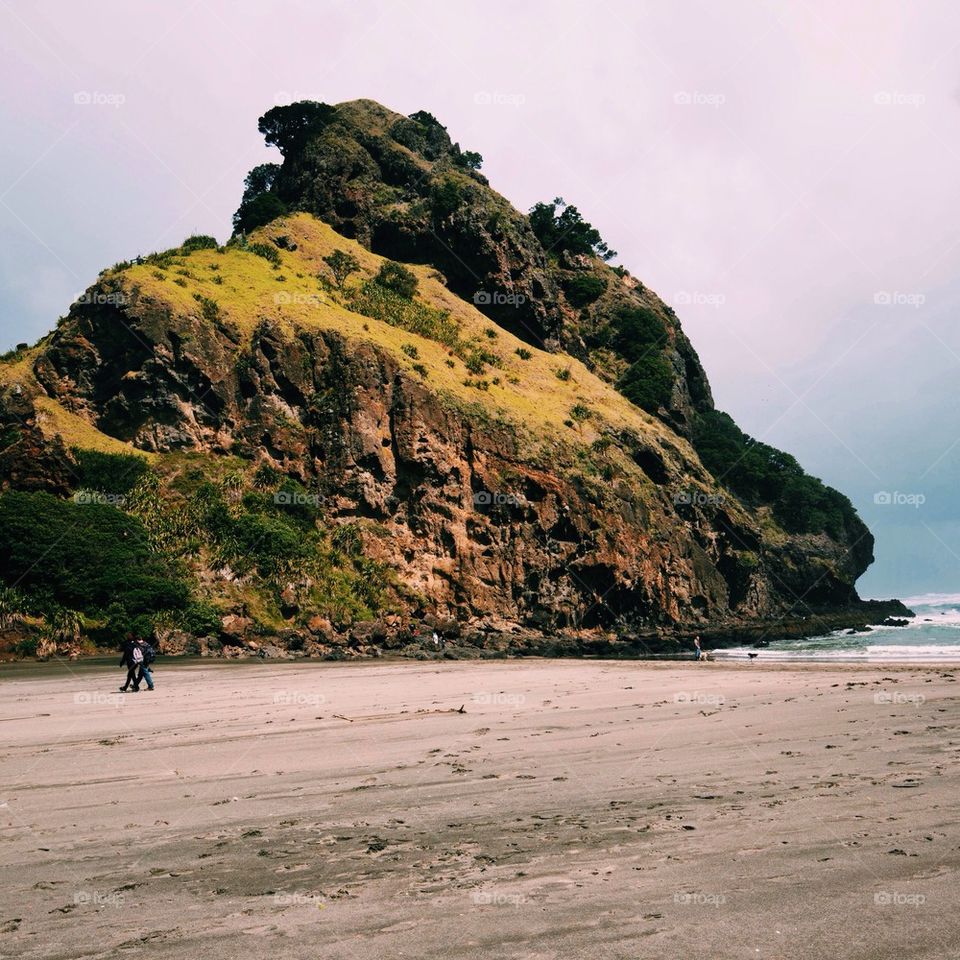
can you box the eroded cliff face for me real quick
[17,280,863,635]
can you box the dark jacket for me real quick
[120,638,137,668]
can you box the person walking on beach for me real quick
[119,634,143,692]
[693,635,704,661]
[136,638,156,691]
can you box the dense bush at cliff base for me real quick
[0,490,188,633]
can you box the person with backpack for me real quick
[119,634,142,692]
[136,638,156,691]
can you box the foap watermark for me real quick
[674,490,726,507]
[674,90,726,108]
[473,691,526,707]
[874,291,925,308]
[674,891,726,907]
[473,490,522,508]
[471,890,527,907]
[874,91,926,108]
[74,692,124,709]
[274,291,325,307]
[74,890,124,907]
[74,290,128,307]
[675,291,725,308]
[874,891,926,907]
[474,91,526,108]
[274,491,325,507]
[74,91,126,108]
[73,491,127,506]
[273,890,324,908]
[272,89,311,106]
[874,690,926,706]
[873,491,925,508]
[674,691,725,707]
[473,290,526,307]
[272,691,325,707]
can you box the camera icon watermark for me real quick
[73,490,127,506]
[471,890,527,906]
[674,490,726,507]
[74,889,124,907]
[272,691,325,707]
[873,491,925,508]
[274,292,324,307]
[73,91,126,108]
[873,291,925,308]
[674,891,726,907]
[874,891,926,906]
[874,691,925,706]
[272,89,310,106]
[674,691,725,707]
[674,91,726,108]
[473,691,526,706]
[273,491,325,507]
[473,490,522,508]
[674,291,725,308]
[473,290,527,307]
[473,91,526,108]
[73,290,128,307]
[273,890,324,908]
[74,692,125,709]
[874,91,926,108]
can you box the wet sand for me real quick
[1,658,958,959]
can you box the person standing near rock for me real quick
[694,636,704,662]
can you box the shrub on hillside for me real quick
[608,305,668,360]
[374,261,418,299]
[563,274,607,308]
[181,235,219,252]
[616,354,674,413]
[248,242,282,266]
[323,249,361,288]
[71,449,150,494]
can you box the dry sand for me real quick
[1,658,958,959]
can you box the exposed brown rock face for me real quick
[21,291,867,634]
[0,391,73,496]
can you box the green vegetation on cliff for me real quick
[692,410,865,540]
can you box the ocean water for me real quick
[713,593,960,663]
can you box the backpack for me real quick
[132,645,144,664]
[142,643,156,665]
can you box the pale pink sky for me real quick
[2,0,959,593]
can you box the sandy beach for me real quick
[1,658,958,959]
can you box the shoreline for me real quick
[0,598,920,667]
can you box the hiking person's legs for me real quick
[121,664,139,691]
[138,664,154,690]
